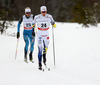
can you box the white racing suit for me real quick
[34,14,55,63]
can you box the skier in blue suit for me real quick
[17,7,35,63]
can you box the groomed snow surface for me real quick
[0,22,100,85]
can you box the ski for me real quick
[43,64,50,71]
[24,60,28,63]
[30,60,34,63]
[24,59,34,63]
[45,66,50,71]
[38,64,50,71]
[24,61,28,63]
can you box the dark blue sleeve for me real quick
[17,17,23,33]
[32,23,35,33]
[19,17,23,24]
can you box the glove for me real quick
[32,32,35,37]
[17,32,20,39]
[53,24,57,28]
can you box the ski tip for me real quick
[48,68,50,71]
[24,60,28,63]
[29,59,34,62]
[43,69,45,71]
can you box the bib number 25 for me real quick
[26,23,31,27]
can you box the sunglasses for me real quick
[41,11,46,13]
[26,12,31,14]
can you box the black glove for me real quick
[32,32,35,37]
[17,32,20,39]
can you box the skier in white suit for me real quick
[34,6,56,70]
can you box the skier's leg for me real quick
[29,35,35,61]
[23,35,29,60]
[43,36,49,64]
[37,36,43,69]
[43,40,47,64]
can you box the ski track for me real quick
[0,22,100,85]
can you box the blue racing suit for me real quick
[17,14,35,54]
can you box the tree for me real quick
[72,0,99,27]
[93,3,100,22]
[0,0,13,34]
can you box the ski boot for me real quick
[29,51,34,63]
[38,62,42,70]
[24,55,28,63]
[24,50,28,63]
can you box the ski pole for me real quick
[52,25,56,66]
[15,39,19,60]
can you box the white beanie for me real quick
[25,8,31,12]
[40,6,47,12]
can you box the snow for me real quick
[0,22,100,85]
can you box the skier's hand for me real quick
[17,32,20,39]
[53,24,57,28]
[32,32,35,37]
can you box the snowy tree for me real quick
[72,1,100,27]
[0,0,15,34]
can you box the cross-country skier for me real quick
[34,6,56,70]
[17,7,35,63]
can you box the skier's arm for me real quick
[32,24,35,32]
[17,17,23,33]
[17,17,23,39]
[52,23,56,28]
[32,22,35,37]
[33,15,38,33]
[32,15,35,33]
[49,15,57,28]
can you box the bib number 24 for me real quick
[41,23,47,28]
